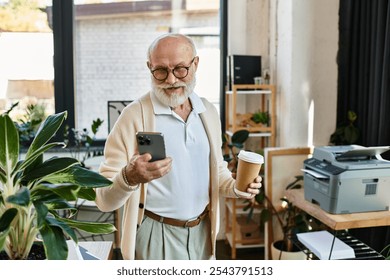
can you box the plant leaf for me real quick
[22,157,79,182]
[32,183,80,202]
[39,222,69,260]
[0,208,18,232]
[231,129,249,144]
[6,186,30,207]
[60,217,116,234]
[42,165,112,189]
[0,114,19,176]
[17,142,66,173]
[25,111,67,159]
[76,187,97,201]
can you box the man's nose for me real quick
[165,70,178,84]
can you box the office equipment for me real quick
[228,55,261,90]
[303,145,390,214]
[297,230,355,260]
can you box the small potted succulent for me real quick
[0,111,115,260]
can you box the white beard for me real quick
[152,77,196,108]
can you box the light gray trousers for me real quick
[135,215,212,260]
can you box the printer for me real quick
[303,145,390,214]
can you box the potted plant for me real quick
[245,175,324,259]
[329,110,359,145]
[251,110,270,126]
[63,118,104,167]
[222,129,250,172]
[5,102,46,147]
[0,111,115,260]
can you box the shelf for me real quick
[225,84,276,147]
[225,232,264,249]
[226,130,272,137]
[224,198,265,259]
[226,90,272,95]
[285,188,390,230]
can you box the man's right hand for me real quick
[123,153,172,186]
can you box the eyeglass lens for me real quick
[153,66,189,81]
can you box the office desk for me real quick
[285,188,390,230]
[285,188,389,259]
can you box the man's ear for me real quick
[146,61,151,69]
[193,56,199,70]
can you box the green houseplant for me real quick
[63,118,104,167]
[329,110,359,145]
[222,129,250,172]
[0,111,115,260]
[246,175,324,259]
[251,110,270,126]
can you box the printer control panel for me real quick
[305,158,344,175]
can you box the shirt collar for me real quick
[150,91,206,115]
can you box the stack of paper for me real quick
[297,230,355,260]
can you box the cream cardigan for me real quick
[96,92,236,260]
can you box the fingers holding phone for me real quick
[124,153,172,185]
[123,132,171,186]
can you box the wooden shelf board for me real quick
[226,90,272,95]
[225,233,264,249]
[226,130,272,137]
[285,188,390,230]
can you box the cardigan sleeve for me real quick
[95,100,144,212]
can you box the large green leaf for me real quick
[6,186,30,207]
[32,183,81,202]
[34,201,49,227]
[42,165,112,189]
[60,217,116,234]
[0,114,19,176]
[39,223,69,260]
[76,188,97,201]
[231,129,249,144]
[25,111,67,159]
[46,216,78,241]
[0,208,18,252]
[0,208,18,232]
[22,157,79,182]
[17,142,65,173]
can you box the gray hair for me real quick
[147,33,197,61]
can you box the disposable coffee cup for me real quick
[235,150,264,198]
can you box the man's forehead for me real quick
[150,46,192,65]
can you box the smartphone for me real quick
[136,132,166,162]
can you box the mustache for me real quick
[158,82,187,89]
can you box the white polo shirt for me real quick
[145,92,210,220]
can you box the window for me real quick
[73,0,221,138]
[0,0,54,121]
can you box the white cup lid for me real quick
[238,150,264,164]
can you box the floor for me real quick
[111,240,265,260]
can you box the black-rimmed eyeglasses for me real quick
[150,57,196,81]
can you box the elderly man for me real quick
[96,33,262,260]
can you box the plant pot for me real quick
[271,240,307,260]
[0,241,46,260]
